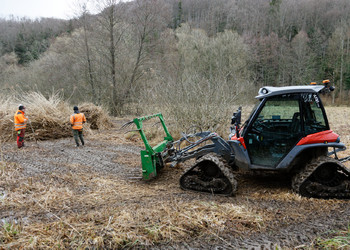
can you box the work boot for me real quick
[76,144,79,147]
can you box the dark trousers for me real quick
[17,129,25,148]
[73,129,84,146]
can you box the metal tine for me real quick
[120,120,135,130]
[120,117,161,131]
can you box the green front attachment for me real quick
[133,113,173,180]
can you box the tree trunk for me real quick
[82,11,97,104]
[108,6,118,115]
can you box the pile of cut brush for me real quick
[0,92,113,142]
[79,103,112,130]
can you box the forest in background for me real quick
[1,0,350,130]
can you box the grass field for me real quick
[0,105,350,248]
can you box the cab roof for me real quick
[256,85,325,99]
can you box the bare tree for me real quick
[126,0,171,98]
[93,0,127,114]
[143,24,252,130]
[80,2,98,103]
[328,23,350,102]
[68,0,101,104]
[289,30,316,84]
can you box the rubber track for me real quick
[292,156,350,199]
[179,153,237,196]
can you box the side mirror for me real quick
[231,107,242,125]
[230,107,242,139]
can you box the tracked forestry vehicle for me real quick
[123,81,350,199]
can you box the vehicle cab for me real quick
[229,85,344,171]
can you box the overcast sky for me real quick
[0,0,79,20]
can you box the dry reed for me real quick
[0,92,112,142]
[79,103,113,130]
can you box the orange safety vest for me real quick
[14,110,28,131]
[70,113,86,130]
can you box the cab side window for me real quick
[301,93,328,135]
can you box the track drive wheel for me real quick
[179,153,237,196]
[292,156,350,199]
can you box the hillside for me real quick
[1,0,350,118]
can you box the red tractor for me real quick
[125,81,350,199]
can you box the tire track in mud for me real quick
[161,201,350,250]
[226,204,350,249]
[1,138,142,178]
[0,137,144,227]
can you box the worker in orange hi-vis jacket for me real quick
[70,106,86,147]
[14,104,28,148]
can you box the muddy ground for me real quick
[1,118,350,249]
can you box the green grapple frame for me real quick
[133,113,173,180]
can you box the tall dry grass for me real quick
[0,92,112,142]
